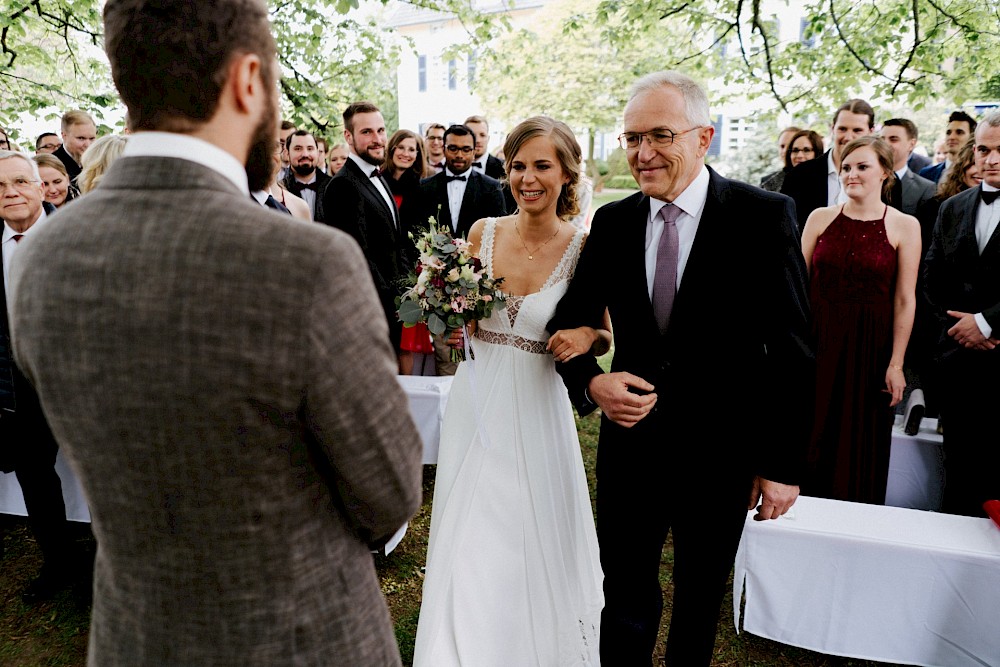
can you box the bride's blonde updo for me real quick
[502,116,582,221]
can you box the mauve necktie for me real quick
[652,204,681,333]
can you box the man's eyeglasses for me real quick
[445,145,474,154]
[789,148,814,154]
[37,143,60,151]
[0,138,9,149]
[426,136,445,142]
[0,176,41,193]
[618,127,702,150]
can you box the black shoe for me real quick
[21,569,74,604]
[903,389,925,436]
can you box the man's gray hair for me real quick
[628,71,712,128]
[0,150,41,181]
[979,109,1000,130]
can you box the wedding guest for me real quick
[8,0,422,663]
[759,125,801,192]
[327,141,349,175]
[316,136,328,173]
[77,134,128,194]
[549,71,814,666]
[761,128,822,193]
[424,123,446,173]
[53,110,97,184]
[922,110,1000,517]
[414,116,606,666]
[801,136,920,504]
[34,133,62,155]
[382,129,433,374]
[0,126,10,151]
[33,153,79,208]
[280,130,330,221]
[251,137,310,219]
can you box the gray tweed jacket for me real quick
[9,155,423,666]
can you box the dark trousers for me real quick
[596,444,753,666]
[2,412,73,571]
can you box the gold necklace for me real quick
[514,220,561,260]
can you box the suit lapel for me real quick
[350,161,398,227]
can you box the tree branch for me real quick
[923,0,999,37]
[829,0,916,84]
[892,0,923,95]
[750,0,788,112]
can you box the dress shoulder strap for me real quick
[480,217,498,277]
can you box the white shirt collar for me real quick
[648,165,710,221]
[895,166,909,179]
[827,150,838,176]
[123,132,248,194]
[250,190,268,206]
[445,168,471,179]
[3,207,48,242]
[348,152,380,177]
[983,182,999,193]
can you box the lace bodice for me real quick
[475,217,584,354]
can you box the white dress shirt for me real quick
[974,183,1000,337]
[444,168,470,232]
[644,166,710,300]
[471,158,486,175]
[827,151,847,206]
[347,152,395,219]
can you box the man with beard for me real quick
[322,101,410,363]
[7,1,423,664]
[280,129,331,220]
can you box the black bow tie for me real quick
[446,174,467,182]
[369,169,382,179]
[982,188,1000,205]
[298,181,318,191]
[472,162,484,170]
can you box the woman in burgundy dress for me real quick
[801,136,921,504]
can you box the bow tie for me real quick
[446,174,467,182]
[472,162,484,170]
[982,188,1000,205]
[298,181,318,191]
[369,169,382,179]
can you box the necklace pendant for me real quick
[528,254,533,260]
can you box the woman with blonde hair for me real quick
[414,116,606,666]
[802,135,921,504]
[33,153,79,208]
[78,134,129,194]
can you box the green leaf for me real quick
[397,299,424,325]
[427,313,447,336]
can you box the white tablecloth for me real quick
[886,416,944,511]
[734,496,1000,666]
[0,375,454,527]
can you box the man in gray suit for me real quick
[881,118,936,215]
[8,1,423,665]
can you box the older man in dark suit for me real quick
[0,151,82,603]
[9,2,422,664]
[549,71,814,666]
[923,110,1000,517]
[322,102,411,360]
[781,98,875,230]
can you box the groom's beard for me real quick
[246,98,279,192]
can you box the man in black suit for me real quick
[52,110,97,185]
[463,115,505,180]
[881,119,936,216]
[419,124,507,375]
[0,151,82,602]
[424,123,447,174]
[321,102,408,362]
[419,124,506,239]
[922,110,1000,517]
[920,110,977,184]
[781,98,875,230]
[280,130,331,221]
[548,71,814,666]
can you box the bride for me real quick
[413,116,607,666]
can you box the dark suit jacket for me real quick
[322,158,408,349]
[889,169,936,216]
[549,167,814,484]
[52,145,82,184]
[482,154,505,180]
[0,202,58,472]
[280,169,332,221]
[908,152,932,174]
[781,150,831,230]
[419,170,507,239]
[919,161,948,184]
[9,156,422,665]
[923,186,1000,365]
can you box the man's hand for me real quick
[946,310,997,350]
[587,373,656,428]
[748,477,799,521]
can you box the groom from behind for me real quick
[8,1,423,665]
[549,70,814,666]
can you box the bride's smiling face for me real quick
[509,136,569,214]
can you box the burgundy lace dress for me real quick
[805,206,898,504]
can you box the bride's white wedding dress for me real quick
[413,218,603,666]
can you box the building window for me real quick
[800,18,815,48]
[448,58,457,90]
[467,50,477,87]
[418,55,427,92]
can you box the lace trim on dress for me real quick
[540,226,585,292]
[475,329,548,355]
[481,217,498,278]
[506,295,525,328]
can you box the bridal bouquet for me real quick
[396,215,505,362]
